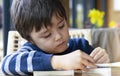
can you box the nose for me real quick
[55,32,62,41]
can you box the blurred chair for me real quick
[7,31,26,55]
[69,29,92,45]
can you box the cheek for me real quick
[37,40,54,51]
[63,30,69,38]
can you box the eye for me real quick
[44,33,51,38]
[59,24,65,29]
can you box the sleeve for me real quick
[1,51,54,75]
[77,38,94,54]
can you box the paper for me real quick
[34,70,74,76]
[96,62,120,68]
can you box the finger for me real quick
[96,54,109,63]
[81,58,96,68]
[93,49,105,62]
[90,47,101,57]
[81,52,95,63]
[82,67,89,71]
[96,54,106,63]
[78,63,86,70]
[106,57,110,63]
[78,64,89,71]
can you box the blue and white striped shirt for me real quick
[1,38,94,75]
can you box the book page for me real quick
[96,62,120,68]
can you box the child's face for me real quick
[30,15,69,54]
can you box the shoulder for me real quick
[68,38,93,54]
[18,42,42,52]
[69,38,89,45]
[68,38,90,50]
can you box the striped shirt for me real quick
[1,38,94,75]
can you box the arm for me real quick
[51,50,96,71]
[1,51,53,75]
[2,50,96,76]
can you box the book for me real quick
[33,62,120,76]
[34,70,75,76]
[96,62,120,68]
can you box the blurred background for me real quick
[0,0,120,61]
[0,0,2,62]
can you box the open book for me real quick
[33,62,120,76]
[96,62,120,68]
[34,70,75,76]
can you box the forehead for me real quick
[33,15,65,33]
[43,14,64,28]
[43,17,64,30]
[51,14,64,24]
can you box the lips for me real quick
[57,41,65,47]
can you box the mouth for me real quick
[57,41,66,47]
[54,41,68,53]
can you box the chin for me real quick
[58,50,66,53]
[56,45,68,53]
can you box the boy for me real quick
[1,0,109,75]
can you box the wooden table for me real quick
[34,68,120,76]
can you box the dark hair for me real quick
[11,0,67,41]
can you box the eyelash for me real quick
[59,24,65,29]
[43,23,65,38]
[44,34,51,38]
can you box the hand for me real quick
[90,47,110,63]
[51,50,96,71]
